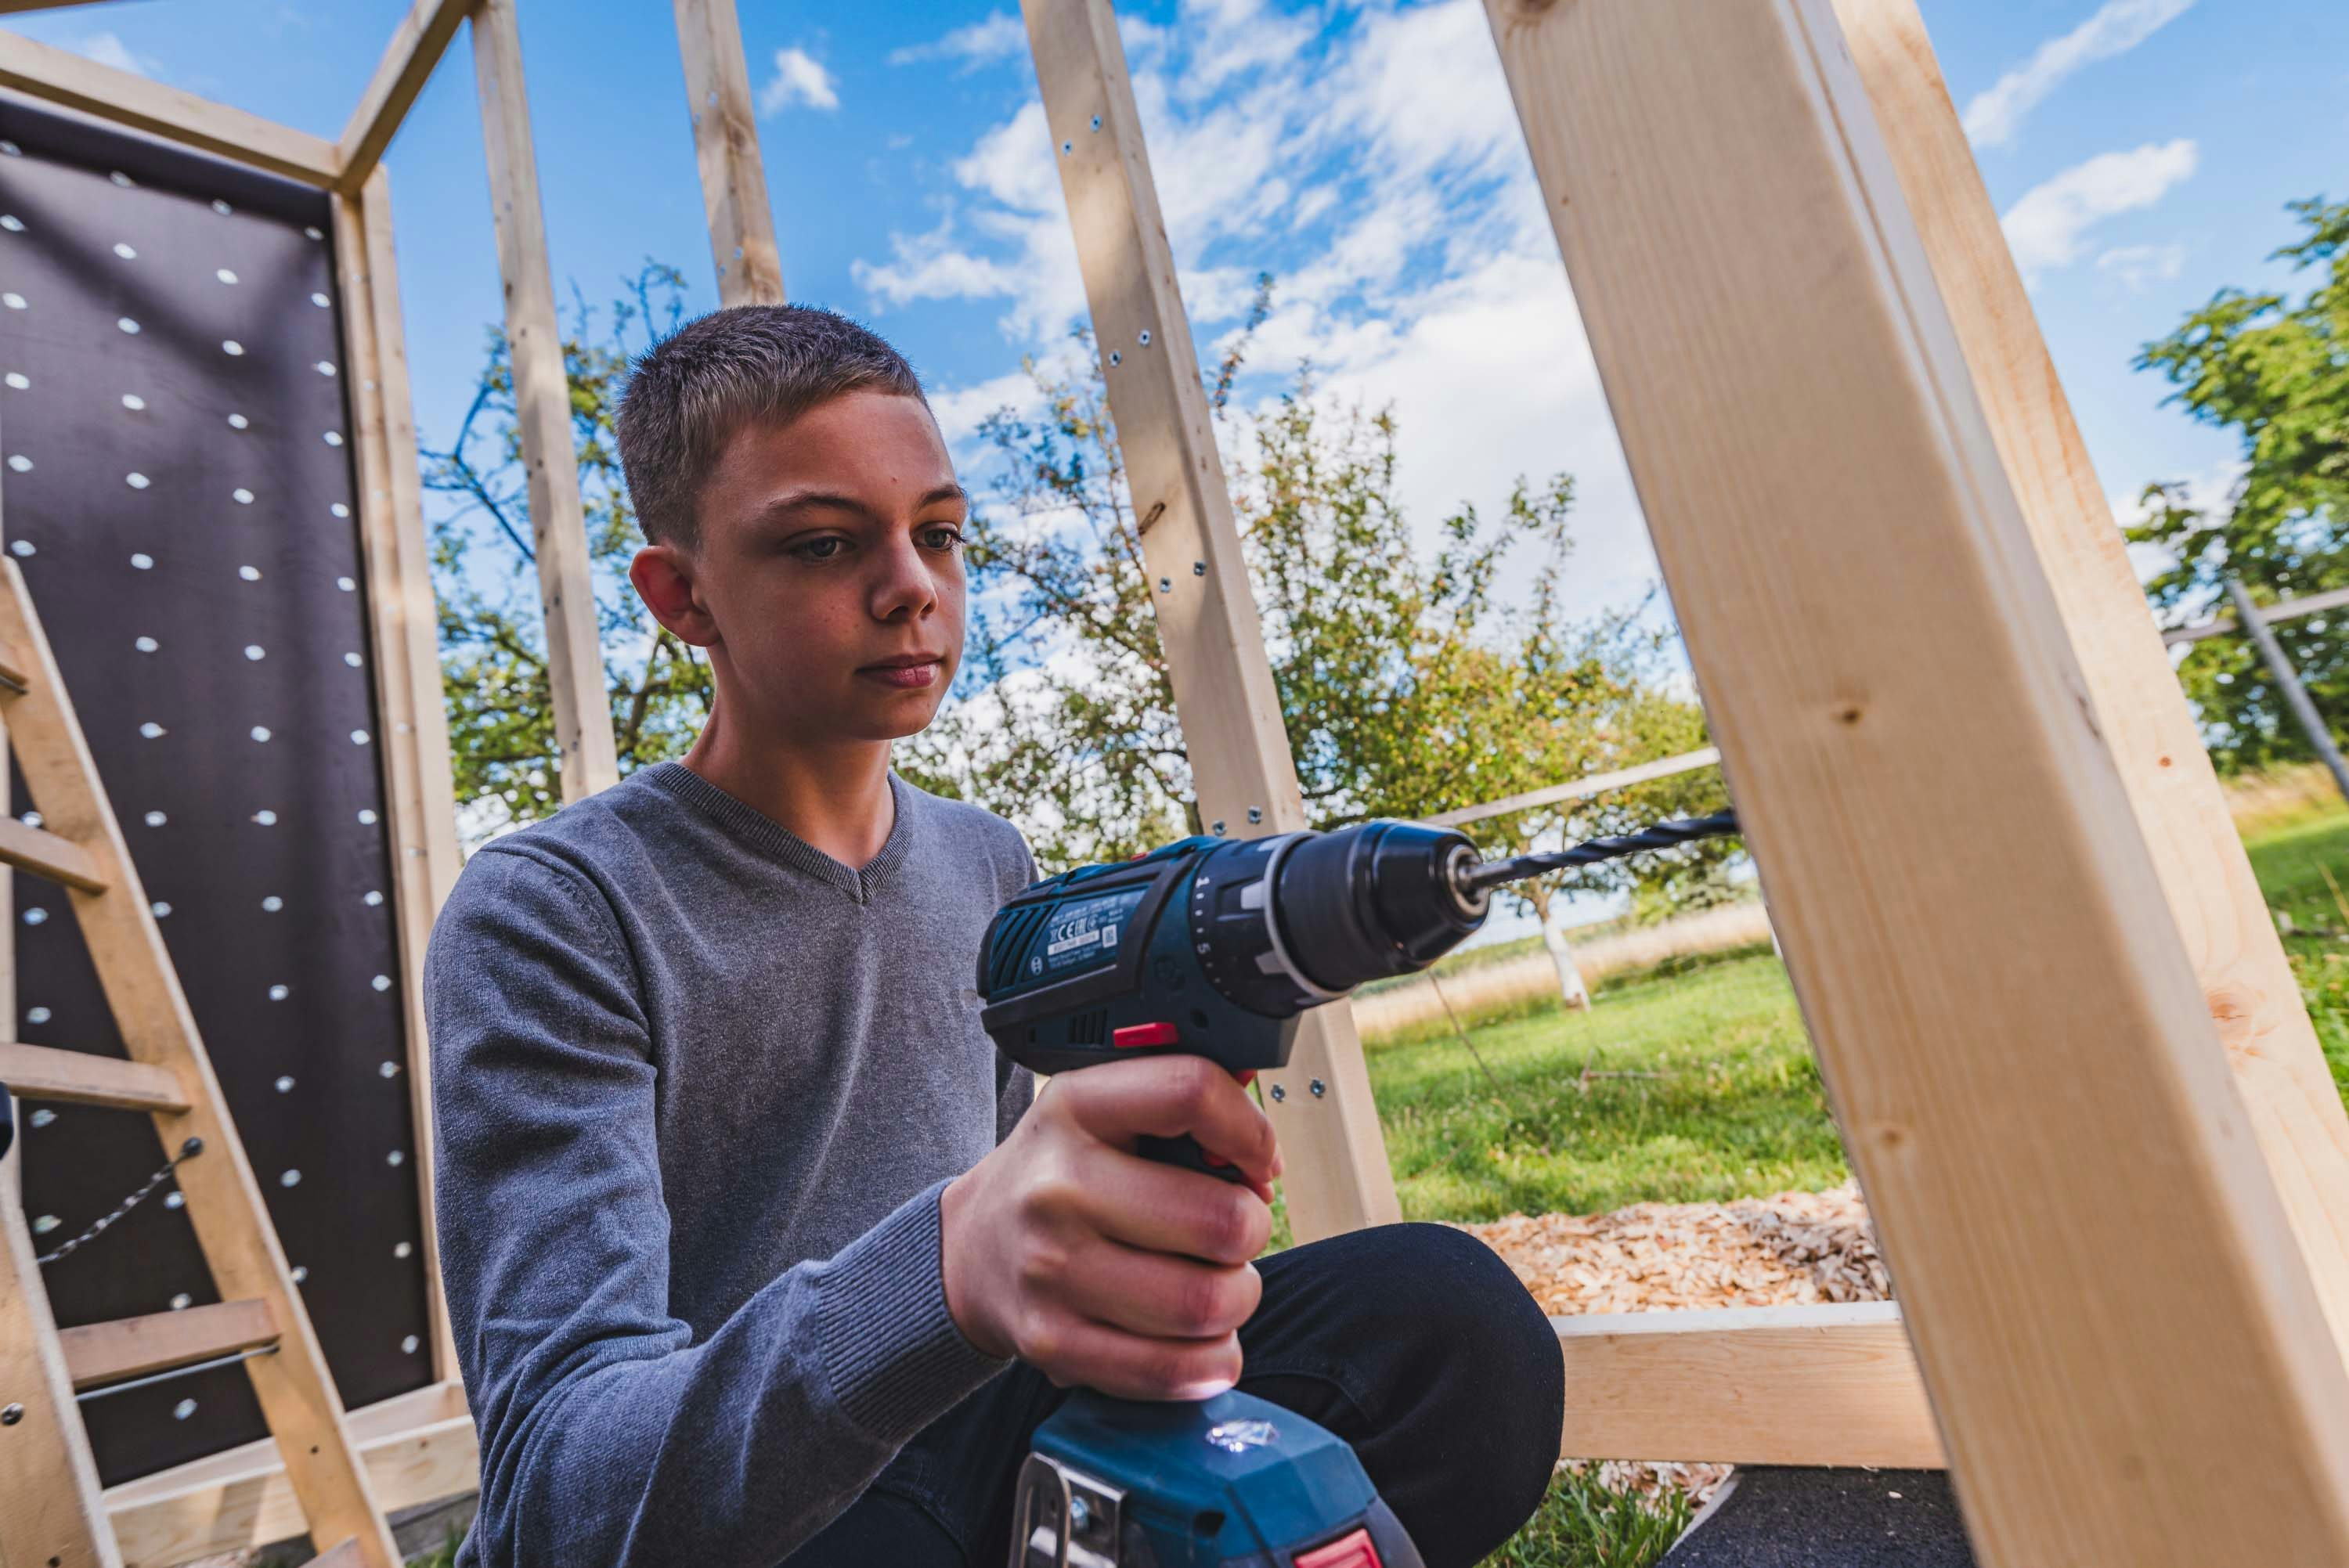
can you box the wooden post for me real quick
[336,0,479,196]
[1019,0,1399,1238]
[1480,1,2349,1562]
[333,166,466,1386]
[471,0,620,802]
[1834,0,2349,1363]
[0,1134,121,1568]
[673,0,785,308]
[2230,580,2349,805]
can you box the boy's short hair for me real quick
[615,304,927,550]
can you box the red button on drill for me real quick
[1294,1528,1383,1568]
[1110,1022,1180,1049]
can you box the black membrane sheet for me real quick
[0,99,431,1483]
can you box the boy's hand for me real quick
[939,1054,1281,1402]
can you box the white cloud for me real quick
[1962,0,2194,149]
[70,31,163,79]
[2001,139,2197,280]
[890,12,1027,71]
[757,46,839,116]
[2095,241,2187,291]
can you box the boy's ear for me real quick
[630,544,720,648]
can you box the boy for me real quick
[426,305,1562,1567]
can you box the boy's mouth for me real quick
[859,653,944,690]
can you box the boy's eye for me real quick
[920,524,967,552]
[790,537,845,561]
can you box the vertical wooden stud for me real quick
[471,0,620,802]
[673,0,785,308]
[1480,0,2349,1562]
[333,166,465,1386]
[1834,0,2349,1368]
[1019,0,1400,1238]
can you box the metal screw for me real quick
[1157,576,1171,593]
[1269,1083,1286,1102]
[1138,329,1153,346]
[1062,141,1073,155]
[1247,806,1262,824]
[1110,350,1123,366]
[1193,561,1205,575]
[1091,114,1102,132]
[1211,820,1226,835]
[1,1404,20,1426]
[1310,1079,1326,1098]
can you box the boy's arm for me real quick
[427,845,1007,1567]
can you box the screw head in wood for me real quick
[1270,1083,1286,1102]
[1091,114,1102,131]
[1138,330,1153,346]
[1157,577,1171,593]
[1110,350,1122,366]
[1212,820,1226,835]
[1247,806,1262,824]
[1309,1079,1326,1098]
[1,1404,20,1426]
[1193,561,1205,575]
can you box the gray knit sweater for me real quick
[424,762,1036,1567]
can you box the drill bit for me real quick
[1459,809,1741,895]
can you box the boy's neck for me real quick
[680,713,897,871]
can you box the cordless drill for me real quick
[977,811,1737,1568]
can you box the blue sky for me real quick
[9,0,2343,616]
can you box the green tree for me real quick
[426,265,712,829]
[2128,197,2349,773]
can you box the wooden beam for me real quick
[336,0,475,195]
[1835,0,2349,1370]
[0,29,340,188]
[0,810,105,891]
[105,1383,476,1568]
[470,0,619,802]
[62,1299,278,1392]
[0,561,401,1568]
[1424,747,1721,829]
[2164,582,2349,645]
[0,632,27,691]
[333,164,464,1387]
[1019,0,1399,1240]
[1480,2,2349,1563]
[0,1041,186,1113]
[0,2,120,13]
[673,0,784,307]
[1557,1302,1943,1469]
[0,1139,121,1568]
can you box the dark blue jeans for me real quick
[785,1223,1564,1568]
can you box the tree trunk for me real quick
[1530,885,1592,1010]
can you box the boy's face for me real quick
[633,389,969,747]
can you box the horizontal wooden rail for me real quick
[0,28,340,187]
[1423,748,1723,829]
[0,1040,186,1112]
[62,1299,278,1391]
[1556,1302,1944,1469]
[106,1382,476,1567]
[2163,584,2349,647]
[0,813,104,891]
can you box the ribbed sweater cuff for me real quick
[812,1179,1006,1443]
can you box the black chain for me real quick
[36,1136,202,1267]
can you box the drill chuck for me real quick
[1271,821,1488,993]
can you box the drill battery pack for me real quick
[1011,1389,1424,1568]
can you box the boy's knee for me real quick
[1381,1222,1562,1425]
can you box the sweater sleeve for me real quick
[427,844,1009,1568]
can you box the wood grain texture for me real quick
[105,1384,476,1568]
[0,806,105,889]
[0,561,402,1568]
[1556,1303,1943,1469]
[336,0,475,193]
[334,167,465,1387]
[1020,0,1399,1239]
[0,1040,186,1112]
[1835,0,2349,1373]
[673,0,784,307]
[471,0,619,802]
[0,1139,122,1568]
[1481,1,2349,1562]
[0,27,339,186]
[62,1299,279,1392]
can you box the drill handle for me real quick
[1134,1132,1248,1185]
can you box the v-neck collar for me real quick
[641,762,916,905]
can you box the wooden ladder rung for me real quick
[0,813,106,892]
[0,1042,188,1113]
[60,1298,279,1391]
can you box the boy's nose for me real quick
[869,535,937,622]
